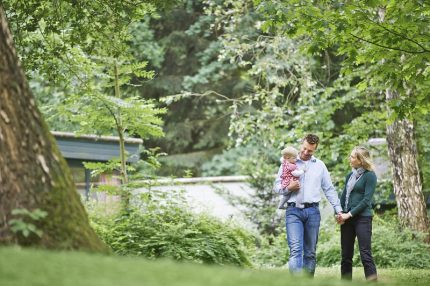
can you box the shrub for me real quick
[251,233,289,268]
[201,146,251,176]
[89,190,254,267]
[370,215,430,268]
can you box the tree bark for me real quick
[386,89,430,240]
[0,6,106,251]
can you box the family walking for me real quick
[274,134,378,281]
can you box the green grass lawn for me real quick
[0,246,428,286]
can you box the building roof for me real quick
[52,131,143,144]
[52,131,142,164]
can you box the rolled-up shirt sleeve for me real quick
[321,164,342,213]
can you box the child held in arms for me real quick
[278,146,304,209]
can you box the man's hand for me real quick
[287,180,300,192]
[335,213,345,225]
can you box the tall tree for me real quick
[0,6,106,250]
[144,0,249,160]
[386,90,428,234]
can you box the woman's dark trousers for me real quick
[340,216,377,280]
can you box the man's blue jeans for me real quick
[285,206,321,275]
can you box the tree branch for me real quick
[353,5,430,53]
[166,90,237,102]
[349,33,429,54]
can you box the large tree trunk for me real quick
[386,89,430,240]
[0,6,106,251]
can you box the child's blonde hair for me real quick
[281,146,298,158]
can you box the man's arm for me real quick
[321,163,342,213]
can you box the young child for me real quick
[277,146,304,209]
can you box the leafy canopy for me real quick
[255,0,430,119]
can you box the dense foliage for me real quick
[89,190,254,267]
[7,0,430,188]
[259,0,430,119]
[140,0,253,175]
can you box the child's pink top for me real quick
[280,161,298,189]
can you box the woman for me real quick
[337,146,378,281]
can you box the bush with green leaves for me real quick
[8,208,48,242]
[201,146,252,177]
[317,212,430,269]
[251,233,289,268]
[89,190,254,267]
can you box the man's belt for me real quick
[287,202,319,208]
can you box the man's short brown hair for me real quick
[303,134,319,146]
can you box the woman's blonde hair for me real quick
[352,146,374,171]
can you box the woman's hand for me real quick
[336,212,352,224]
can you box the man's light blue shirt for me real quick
[274,156,342,213]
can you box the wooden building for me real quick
[52,131,143,199]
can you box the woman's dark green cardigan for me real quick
[340,170,377,217]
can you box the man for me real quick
[274,134,342,276]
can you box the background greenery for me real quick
[87,188,430,269]
[6,0,430,191]
[89,189,253,267]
